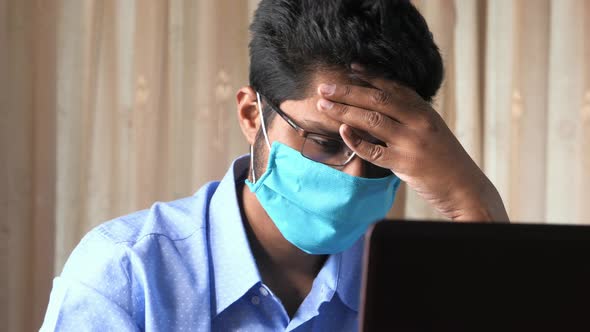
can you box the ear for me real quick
[236,86,261,145]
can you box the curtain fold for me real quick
[1,0,57,330]
[546,0,590,223]
[1,0,588,330]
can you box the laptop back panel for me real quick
[360,221,590,332]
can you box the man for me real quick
[41,0,508,331]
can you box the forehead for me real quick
[278,69,371,133]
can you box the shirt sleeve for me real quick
[40,228,142,331]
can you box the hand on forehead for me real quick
[280,69,384,143]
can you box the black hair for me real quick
[249,0,444,122]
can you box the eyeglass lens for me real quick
[301,133,355,166]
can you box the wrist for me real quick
[451,175,510,223]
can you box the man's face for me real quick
[253,70,391,179]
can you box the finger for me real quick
[317,83,416,125]
[350,64,434,119]
[350,63,419,100]
[317,97,407,145]
[339,124,394,169]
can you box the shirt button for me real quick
[251,296,260,305]
[259,287,269,296]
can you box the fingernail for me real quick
[350,63,365,72]
[319,84,336,96]
[318,99,334,110]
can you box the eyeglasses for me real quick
[259,94,356,167]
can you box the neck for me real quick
[238,179,327,316]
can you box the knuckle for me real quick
[338,104,350,115]
[369,144,385,161]
[416,113,437,131]
[413,136,429,150]
[389,84,404,97]
[426,120,439,133]
[423,117,439,132]
[365,111,384,128]
[412,104,440,132]
[342,85,353,97]
[370,90,391,106]
[415,113,428,126]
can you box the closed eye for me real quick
[308,136,343,153]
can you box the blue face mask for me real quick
[245,93,401,255]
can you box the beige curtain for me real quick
[409,0,590,223]
[1,0,588,330]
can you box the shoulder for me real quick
[97,180,220,246]
[46,181,222,329]
[63,180,222,277]
[61,180,220,281]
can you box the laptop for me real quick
[359,220,590,332]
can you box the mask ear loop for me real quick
[250,144,257,183]
[251,92,272,184]
[256,92,271,149]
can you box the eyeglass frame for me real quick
[257,93,357,167]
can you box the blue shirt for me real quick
[41,155,364,331]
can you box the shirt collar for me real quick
[208,154,365,316]
[335,236,364,312]
[304,237,364,313]
[208,155,261,317]
[289,235,364,330]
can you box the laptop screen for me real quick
[360,220,590,332]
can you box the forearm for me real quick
[451,176,510,223]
